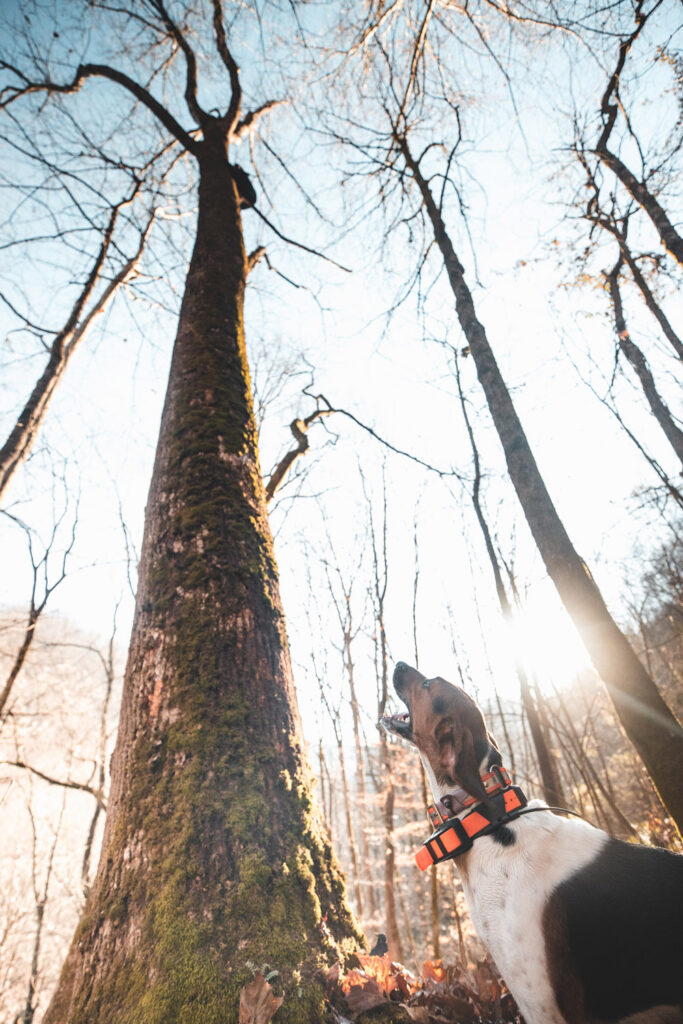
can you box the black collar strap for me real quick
[416,770,527,871]
[426,764,514,828]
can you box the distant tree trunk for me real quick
[453,350,562,804]
[606,256,683,469]
[337,733,365,917]
[592,0,683,269]
[450,876,469,966]
[368,473,405,963]
[380,739,403,962]
[611,233,683,361]
[595,149,683,268]
[399,133,683,836]
[418,764,440,959]
[518,672,566,806]
[345,633,377,917]
[0,202,149,506]
[44,130,360,1024]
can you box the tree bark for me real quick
[399,135,683,836]
[44,133,360,1024]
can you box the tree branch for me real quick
[0,61,199,154]
[147,0,209,126]
[252,207,351,273]
[210,0,242,134]
[234,100,283,140]
[265,409,335,503]
[301,386,463,478]
[1,761,106,808]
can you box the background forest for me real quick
[0,0,681,1021]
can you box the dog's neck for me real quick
[426,763,516,828]
[415,762,527,871]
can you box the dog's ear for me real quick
[435,717,489,804]
[455,726,490,804]
[434,685,494,804]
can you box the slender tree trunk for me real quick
[453,351,561,802]
[518,672,566,806]
[400,135,683,836]
[337,735,365,917]
[606,257,683,468]
[44,136,360,1024]
[0,207,149,505]
[380,733,404,962]
[596,149,683,267]
[616,240,683,361]
[396,873,420,972]
[368,475,404,962]
[345,635,377,917]
[418,765,440,959]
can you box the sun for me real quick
[507,583,594,692]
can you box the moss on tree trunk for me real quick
[44,137,362,1024]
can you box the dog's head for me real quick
[382,662,501,808]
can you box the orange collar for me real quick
[416,766,527,871]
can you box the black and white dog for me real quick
[383,663,683,1024]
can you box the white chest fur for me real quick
[457,803,608,1024]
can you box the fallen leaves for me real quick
[329,953,523,1022]
[238,973,284,1024]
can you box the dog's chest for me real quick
[458,810,608,1024]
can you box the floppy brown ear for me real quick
[455,726,490,804]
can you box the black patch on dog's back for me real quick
[548,837,683,1021]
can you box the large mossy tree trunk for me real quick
[398,135,683,837]
[44,131,361,1024]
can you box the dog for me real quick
[382,662,683,1024]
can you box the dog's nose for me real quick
[393,662,423,694]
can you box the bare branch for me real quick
[301,386,462,478]
[252,207,352,273]
[265,409,335,503]
[233,100,283,141]
[1,761,106,808]
[0,61,199,154]
[146,0,209,126]
[210,0,241,134]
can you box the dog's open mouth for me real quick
[381,709,413,740]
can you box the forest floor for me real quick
[326,953,523,1022]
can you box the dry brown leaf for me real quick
[344,976,387,1014]
[238,973,284,1024]
[421,959,446,984]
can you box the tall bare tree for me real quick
[2,3,361,1020]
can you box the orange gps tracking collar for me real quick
[416,767,527,871]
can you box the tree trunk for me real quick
[399,136,683,836]
[380,734,404,963]
[44,136,360,1024]
[518,672,566,806]
[606,258,683,469]
[0,207,147,506]
[596,149,683,268]
[615,239,683,361]
[346,633,377,918]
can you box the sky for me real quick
[0,0,681,758]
